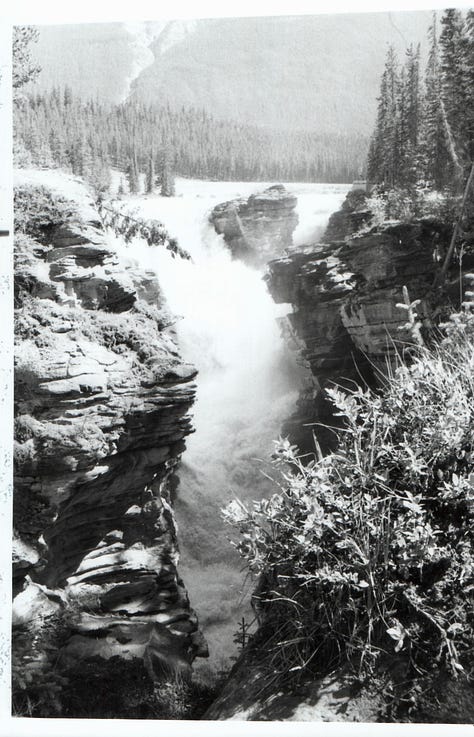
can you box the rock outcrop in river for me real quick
[13,173,207,714]
[209,184,298,267]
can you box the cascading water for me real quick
[113,179,349,679]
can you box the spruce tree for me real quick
[367,46,400,187]
[87,160,111,197]
[63,85,73,107]
[366,10,472,193]
[13,85,369,184]
[126,154,139,194]
[396,65,409,185]
[419,14,448,189]
[458,10,474,162]
[159,144,175,197]
[367,62,389,184]
[440,8,465,149]
[403,44,422,185]
[146,155,155,194]
[12,26,41,101]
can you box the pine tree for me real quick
[63,85,73,107]
[396,65,409,185]
[420,14,446,188]
[159,144,175,197]
[402,44,422,185]
[366,9,473,193]
[440,8,465,148]
[458,10,474,162]
[48,129,66,168]
[87,160,111,197]
[126,152,139,194]
[13,86,368,185]
[12,26,41,101]
[367,46,400,187]
[146,155,155,194]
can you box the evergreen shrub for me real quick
[14,185,74,242]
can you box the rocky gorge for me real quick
[12,174,336,717]
[12,172,208,717]
[12,173,474,722]
[211,184,468,454]
[205,187,474,722]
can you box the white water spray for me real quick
[113,179,349,676]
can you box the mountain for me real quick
[30,11,431,134]
[27,20,197,104]
[30,23,138,103]
[130,13,431,134]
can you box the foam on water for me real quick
[112,178,349,677]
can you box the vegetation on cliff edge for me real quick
[224,299,474,718]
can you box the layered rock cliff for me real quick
[205,189,474,722]
[265,192,470,451]
[209,184,298,267]
[12,172,207,715]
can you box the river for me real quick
[117,178,349,681]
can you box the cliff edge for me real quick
[12,171,207,716]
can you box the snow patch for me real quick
[120,21,166,102]
[154,20,199,55]
[14,168,92,201]
[121,20,199,103]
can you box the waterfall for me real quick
[112,179,349,679]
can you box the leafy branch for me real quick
[97,200,191,261]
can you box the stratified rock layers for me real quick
[205,193,474,722]
[209,184,298,267]
[13,174,207,691]
[266,201,460,451]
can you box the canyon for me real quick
[12,173,348,714]
[12,172,474,721]
[266,190,458,452]
[205,187,474,722]
[112,179,348,681]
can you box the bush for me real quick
[14,185,74,243]
[56,658,218,719]
[12,609,70,718]
[364,185,459,228]
[224,307,474,711]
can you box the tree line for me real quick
[14,88,368,190]
[367,9,474,192]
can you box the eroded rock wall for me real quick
[209,184,298,267]
[265,195,466,450]
[205,192,474,722]
[13,173,207,701]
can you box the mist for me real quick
[111,178,349,677]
